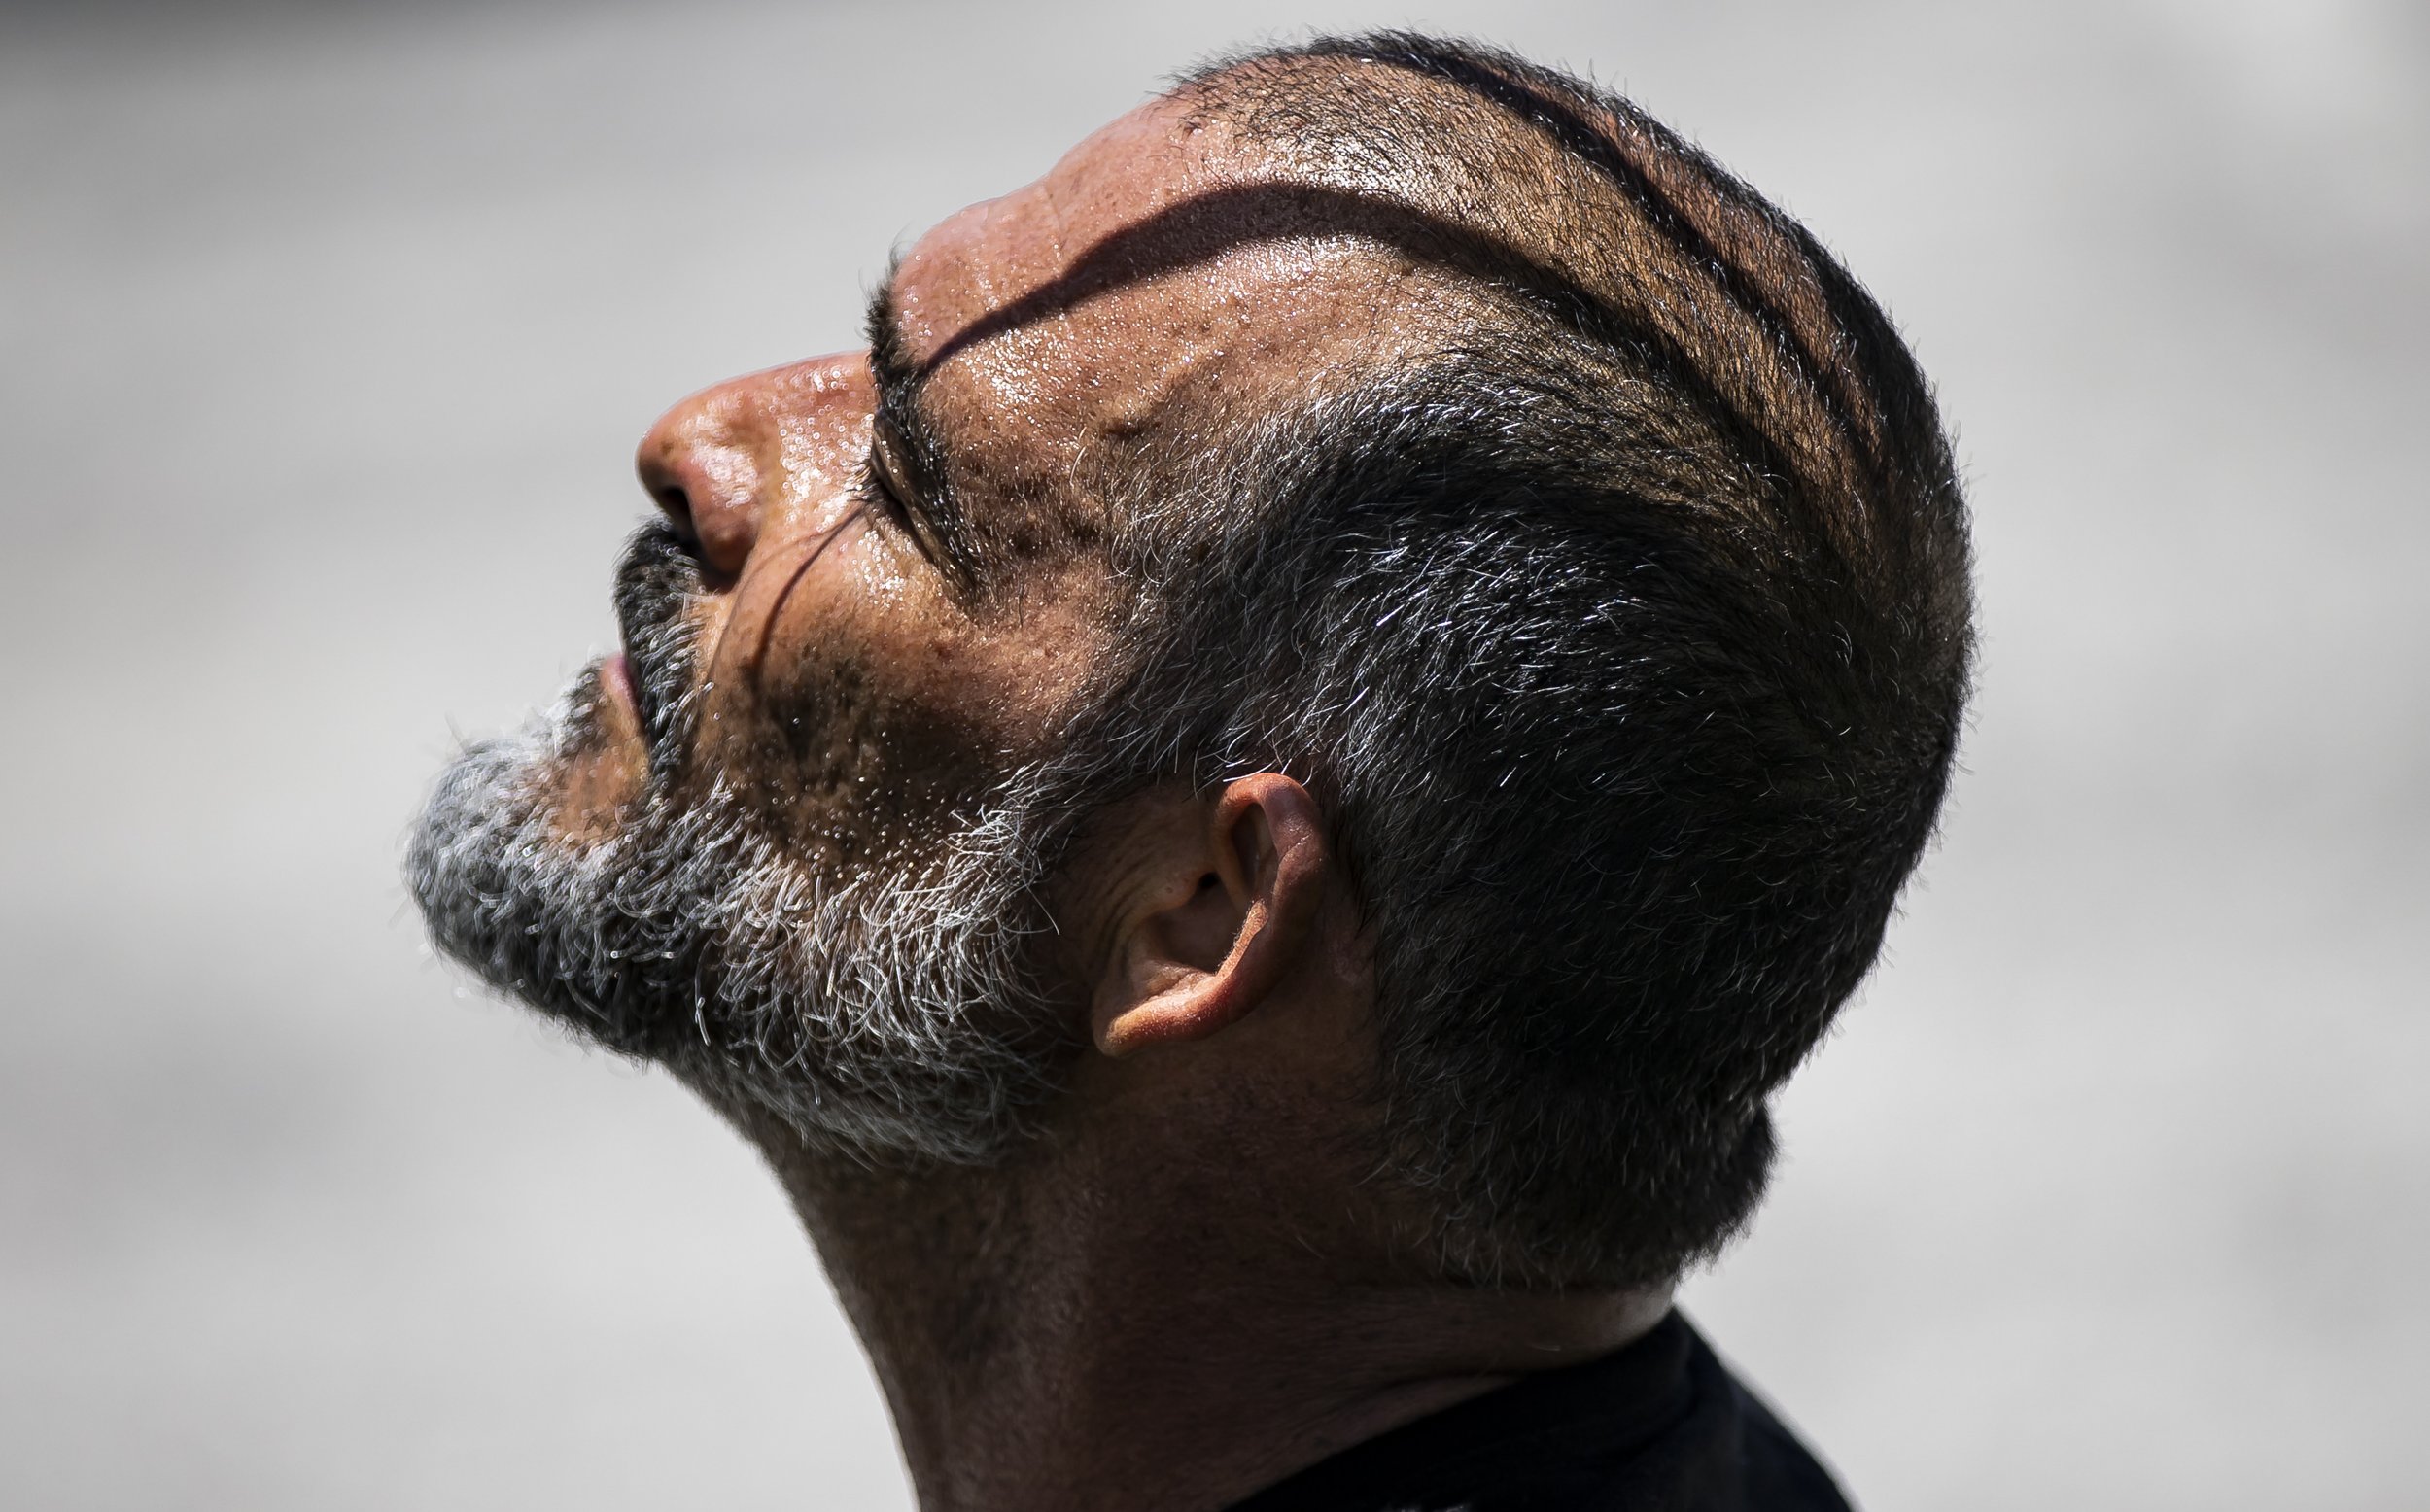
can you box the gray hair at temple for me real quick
[1007,32,1974,1290]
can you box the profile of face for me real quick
[410,40,1971,1289]
[411,89,1372,1158]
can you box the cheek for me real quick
[701,539,1002,859]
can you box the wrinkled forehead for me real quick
[880,91,1451,514]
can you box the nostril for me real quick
[636,422,756,573]
[638,454,700,544]
[651,482,693,528]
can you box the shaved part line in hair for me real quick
[1179,35,1944,576]
[1269,33,1892,477]
[1024,31,1978,1289]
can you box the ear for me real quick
[1092,774,1331,1058]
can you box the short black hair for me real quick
[1046,32,1973,1289]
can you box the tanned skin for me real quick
[598,75,1670,1512]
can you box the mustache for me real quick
[611,522,709,777]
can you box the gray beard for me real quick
[402,679,1072,1164]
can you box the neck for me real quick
[738,1112,1669,1512]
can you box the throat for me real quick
[734,1106,1669,1512]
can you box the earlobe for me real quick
[1092,775,1329,1058]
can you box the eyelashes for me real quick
[860,421,982,593]
[857,449,950,575]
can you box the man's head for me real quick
[409,33,1971,1292]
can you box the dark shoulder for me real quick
[1717,1362,1855,1512]
[1228,1313,1854,1512]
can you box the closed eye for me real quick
[858,445,947,570]
[863,417,979,593]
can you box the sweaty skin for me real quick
[568,86,1668,1512]
[611,98,1448,854]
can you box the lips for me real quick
[603,651,638,709]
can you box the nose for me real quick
[635,358,862,579]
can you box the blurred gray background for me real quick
[3,0,2423,1507]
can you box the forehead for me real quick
[881,92,1432,512]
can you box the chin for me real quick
[403,679,680,1061]
[404,667,1078,1166]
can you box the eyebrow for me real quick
[863,264,985,588]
